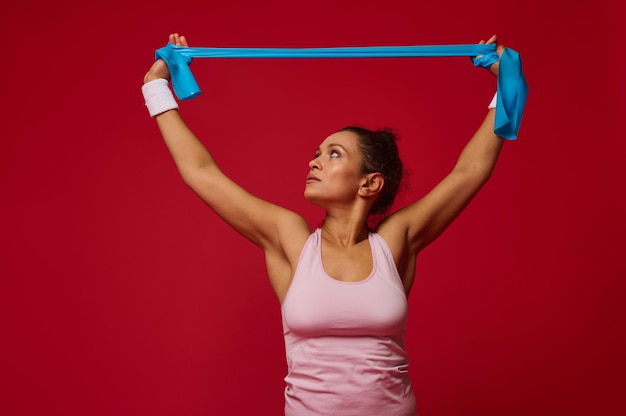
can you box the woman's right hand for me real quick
[143,33,189,84]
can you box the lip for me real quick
[306,174,320,183]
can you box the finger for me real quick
[486,34,498,44]
[497,44,506,57]
[179,35,188,47]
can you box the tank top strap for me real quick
[369,231,403,284]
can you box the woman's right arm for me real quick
[143,35,310,292]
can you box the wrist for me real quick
[488,92,497,109]
[143,72,167,84]
[141,79,178,117]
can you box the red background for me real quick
[2,1,624,415]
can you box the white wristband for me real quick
[488,92,498,109]
[142,79,179,117]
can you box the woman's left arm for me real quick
[380,36,507,255]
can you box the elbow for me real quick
[180,169,198,188]
[178,163,219,191]
[454,162,496,185]
[179,167,205,189]
[176,164,195,186]
[474,165,496,187]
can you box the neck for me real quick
[321,214,370,246]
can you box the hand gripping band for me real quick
[155,43,527,139]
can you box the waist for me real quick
[284,335,412,410]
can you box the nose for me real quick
[309,157,320,170]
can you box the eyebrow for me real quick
[317,143,349,152]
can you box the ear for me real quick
[358,173,384,197]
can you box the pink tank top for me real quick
[281,229,417,415]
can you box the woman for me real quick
[142,33,506,416]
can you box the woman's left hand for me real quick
[479,35,505,77]
[144,33,189,84]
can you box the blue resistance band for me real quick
[155,43,527,139]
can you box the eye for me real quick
[330,150,340,158]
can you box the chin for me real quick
[303,189,324,207]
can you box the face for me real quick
[304,131,366,209]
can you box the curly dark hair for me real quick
[340,126,405,216]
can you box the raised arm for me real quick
[380,36,507,257]
[142,34,311,297]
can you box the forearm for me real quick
[142,76,218,182]
[453,109,504,178]
[154,109,218,182]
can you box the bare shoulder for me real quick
[375,207,415,256]
[274,210,312,261]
